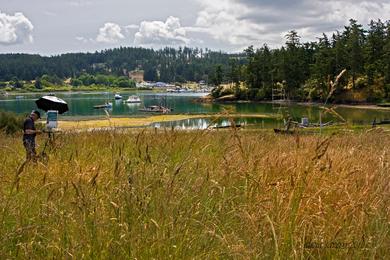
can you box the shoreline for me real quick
[198,96,390,111]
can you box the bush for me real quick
[384,84,390,99]
[41,74,64,86]
[235,88,249,100]
[0,111,24,135]
[303,79,323,101]
[211,86,222,98]
[366,77,386,102]
[253,87,272,101]
[70,78,83,87]
[23,85,38,92]
[115,77,136,88]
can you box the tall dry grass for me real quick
[0,128,389,258]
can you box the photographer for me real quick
[23,110,42,160]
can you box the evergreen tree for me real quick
[282,30,305,97]
[344,19,365,88]
[311,34,334,99]
[365,19,386,84]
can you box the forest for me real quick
[216,19,390,103]
[1,19,389,103]
[0,47,234,84]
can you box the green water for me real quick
[1,91,389,128]
[0,92,215,117]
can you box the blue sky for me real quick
[0,0,389,55]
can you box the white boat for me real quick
[124,95,141,103]
[114,94,123,100]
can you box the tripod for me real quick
[36,130,56,164]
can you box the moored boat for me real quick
[372,119,390,125]
[138,105,171,113]
[124,95,141,103]
[114,94,122,100]
[94,102,113,109]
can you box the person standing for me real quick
[23,110,41,160]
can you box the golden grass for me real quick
[0,129,389,258]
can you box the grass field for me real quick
[0,128,389,258]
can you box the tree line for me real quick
[0,47,235,84]
[223,19,390,103]
[1,19,390,103]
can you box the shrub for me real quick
[303,79,323,101]
[235,88,249,100]
[0,111,25,135]
[366,77,386,102]
[384,84,390,99]
[211,86,223,98]
[70,78,83,87]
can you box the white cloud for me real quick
[76,36,89,43]
[134,16,191,47]
[96,22,125,43]
[43,11,57,17]
[69,0,92,7]
[0,11,33,45]
[124,24,139,35]
[193,0,267,49]
[318,1,390,25]
[125,24,139,30]
[193,0,390,50]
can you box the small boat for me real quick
[138,105,171,113]
[213,124,242,129]
[15,95,24,99]
[114,94,122,100]
[94,102,113,109]
[273,128,294,134]
[372,119,390,126]
[124,95,141,103]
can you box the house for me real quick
[129,70,144,83]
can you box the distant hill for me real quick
[0,47,242,83]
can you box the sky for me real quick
[0,0,389,56]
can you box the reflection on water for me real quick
[151,117,283,130]
[114,99,123,106]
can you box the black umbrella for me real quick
[35,96,69,114]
